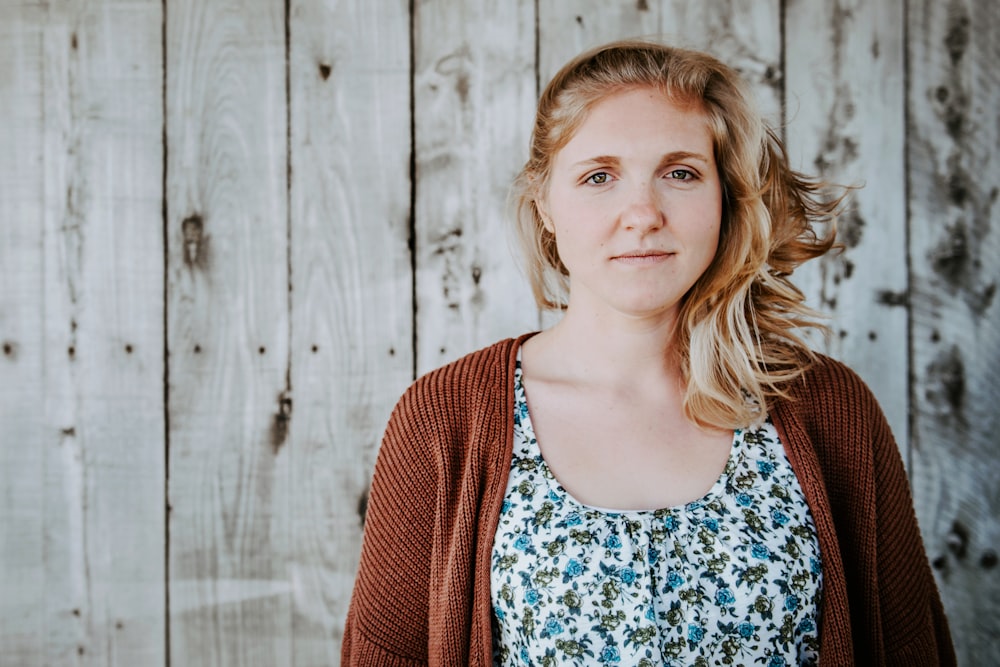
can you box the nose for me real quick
[622,181,664,232]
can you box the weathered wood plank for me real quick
[1,0,166,664]
[0,3,49,663]
[413,0,538,373]
[166,1,291,664]
[537,0,659,85]
[784,0,910,449]
[908,0,1000,661]
[288,0,413,662]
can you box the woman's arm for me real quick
[342,390,437,666]
[867,396,956,665]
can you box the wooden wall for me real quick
[0,0,996,664]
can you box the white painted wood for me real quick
[784,0,910,449]
[288,0,413,661]
[537,0,660,84]
[413,0,538,373]
[0,1,997,662]
[0,3,49,663]
[165,1,291,664]
[908,0,1000,662]
[0,0,166,664]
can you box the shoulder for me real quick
[776,353,885,424]
[384,334,532,437]
[771,353,897,481]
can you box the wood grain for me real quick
[0,1,997,662]
[0,3,49,662]
[166,1,290,664]
[908,0,1000,662]
[287,0,413,661]
[784,0,910,449]
[1,0,166,664]
[413,0,538,373]
[538,0,660,85]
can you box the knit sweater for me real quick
[342,334,954,666]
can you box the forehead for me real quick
[555,87,714,160]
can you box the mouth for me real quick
[612,249,674,264]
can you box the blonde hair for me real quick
[511,40,843,429]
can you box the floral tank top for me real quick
[490,359,823,666]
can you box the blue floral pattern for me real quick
[491,360,822,666]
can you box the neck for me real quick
[534,303,683,387]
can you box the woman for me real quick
[342,40,954,666]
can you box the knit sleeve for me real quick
[864,388,956,666]
[342,385,438,666]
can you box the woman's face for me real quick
[540,86,723,324]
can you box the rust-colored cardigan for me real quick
[342,335,954,666]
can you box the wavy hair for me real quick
[511,40,844,428]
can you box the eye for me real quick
[667,169,696,181]
[584,171,611,185]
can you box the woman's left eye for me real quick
[667,169,695,181]
[585,172,611,185]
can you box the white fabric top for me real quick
[490,358,823,666]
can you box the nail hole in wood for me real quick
[194,345,201,354]
[311,344,318,353]
[259,346,266,355]
[125,344,133,354]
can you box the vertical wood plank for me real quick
[537,0,659,84]
[413,0,537,373]
[1,0,166,664]
[784,0,910,448]
[288,0,413,662]
[0,2,48,662]
[166,0,290,664]
[908,0,1000,661]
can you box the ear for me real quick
[536,200,554,233]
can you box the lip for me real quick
[611,249,674,264]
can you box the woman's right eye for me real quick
[585,172,611,185]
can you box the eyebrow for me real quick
[571,151,712,170]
